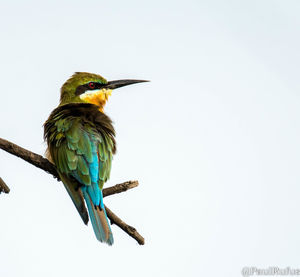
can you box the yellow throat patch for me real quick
[79,89,112,112]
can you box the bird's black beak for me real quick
[104,79,149,90]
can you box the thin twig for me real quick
[0,137,144,245]
[0,177,10,194]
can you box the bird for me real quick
[44,72,148,245]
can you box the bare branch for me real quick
[105,205,145,245]
[0,177,10,194]
[0,138,59,180]
[0,137,144,245]
[103,180,139,197]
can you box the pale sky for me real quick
[1,1,300,276]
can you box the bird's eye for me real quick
[88,82,95,89]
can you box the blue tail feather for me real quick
[87,182,101,206]
[82,187,113,245]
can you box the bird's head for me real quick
[60,72,148,112]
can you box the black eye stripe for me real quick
[75,82,105,96]
[86,82,103,90]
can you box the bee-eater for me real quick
[44,72,148,245]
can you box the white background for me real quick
[0,1,300,276]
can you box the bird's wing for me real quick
[48,117,113,222]
[48,118,90,224]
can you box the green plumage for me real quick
[44,103,116,225]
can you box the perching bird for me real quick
[44,72,148,245]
